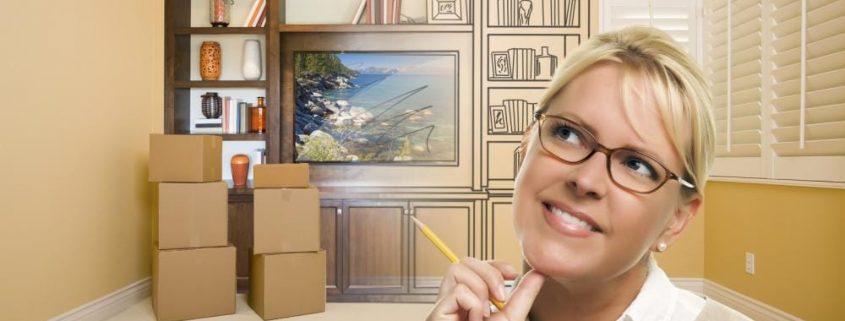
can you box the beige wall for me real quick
[0,1,162,320]
[704,181,844,320]
[655,206,705,278]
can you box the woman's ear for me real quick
[656,194,702,250]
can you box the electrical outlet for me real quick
[745,252,755,275]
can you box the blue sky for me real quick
[336,52,456,75]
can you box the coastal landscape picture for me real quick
[294,52,458,163]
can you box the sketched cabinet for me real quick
[320,199,476,301]
[320,200,343,295]
[409,201,476,294]
[342,200,410,295]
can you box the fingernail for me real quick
[498,285,507,301]
[484,304,491,317]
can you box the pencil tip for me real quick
[410,216,424,228]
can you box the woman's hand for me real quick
[427,258,547,321]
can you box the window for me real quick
[704,0,845,186]
[602,0,699,61]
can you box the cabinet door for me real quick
[342,200,409,294]
[320,200,342,295]
[228,199,253,293]
[488,198,525,275]
[409,201,475,293]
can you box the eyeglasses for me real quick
[534,113,695,194]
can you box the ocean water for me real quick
[321,73,457,161]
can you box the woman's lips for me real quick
[542,202,603,238]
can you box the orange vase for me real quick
[230,154,250,187]
[200,41,221,80]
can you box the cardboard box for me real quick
[152,245,236,321]
[253,187,320,254]
[253,163,310,188]
[156,181,228,250]
[249,250,326,320]
[149,134,222,182]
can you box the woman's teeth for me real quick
[547,203,601,233]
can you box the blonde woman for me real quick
[427,26,752,321]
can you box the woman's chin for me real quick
[522,238,592,279]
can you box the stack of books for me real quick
[354,0,402,24]
[192,98,252,134]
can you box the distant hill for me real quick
[295,53,357,78]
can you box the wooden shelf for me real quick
[174,80,266,88]
[174,27,264,35]
[176,133,266,141]
[279,24,473,33]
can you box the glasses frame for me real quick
[534,112,696,194]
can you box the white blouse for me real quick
[616,258,705,321]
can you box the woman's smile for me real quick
[541,200,603,238]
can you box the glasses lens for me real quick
[609,149,668,192]
[540,116,593,162]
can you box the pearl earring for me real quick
[657,242,668,252]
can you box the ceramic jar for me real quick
[230,154,250,187]
[200,41,221,80]
[242,40,262,80]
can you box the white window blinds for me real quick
[771,0,845,157]
[706,0,763,158]
[704,0,845,185]
[602,0,698,59]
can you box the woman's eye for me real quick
[623,157,658,180]
[552,125,583,146]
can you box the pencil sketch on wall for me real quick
[491,0,579,27]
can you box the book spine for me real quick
[239,102,249,133]
[352,0,367,24]
[222,99,229,133]
[244,0,261,27]
[256,1,267,27]
[230,98,238,134]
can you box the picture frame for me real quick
[427,0,468,24]
[489,105,508,134]
[490,51,511,79]
[281,32,475,187]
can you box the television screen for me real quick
[294,52,458,163]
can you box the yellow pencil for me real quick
[410,216,506,311]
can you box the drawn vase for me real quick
[230,154,250,187]
[200,41,221,80]
[242,40,262,80]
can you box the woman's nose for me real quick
[566,151,610,199]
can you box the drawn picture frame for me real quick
[427,0,468,24]
[489,105,508,134]
[490,51,511,79]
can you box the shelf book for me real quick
[244,0,267,27]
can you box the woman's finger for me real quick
[461,257,510,301]
[486,260,519,280]
[438,261,493,313]
[495,270,546,321]
[427,283,486,321]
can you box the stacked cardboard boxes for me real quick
[148,134,235,321]
[249,163,326,320]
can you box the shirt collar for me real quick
[616,257,679,321]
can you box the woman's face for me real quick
[513,62,699,283]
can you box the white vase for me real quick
[242,40,262,80]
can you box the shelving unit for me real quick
[164,0,279,162]
[163,0,598,303]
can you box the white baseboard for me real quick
[702,279,802,321]
[671,277,705,296]
[48,277,151,321]
[671,278,802,320]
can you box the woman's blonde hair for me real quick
[521,26,715,196]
